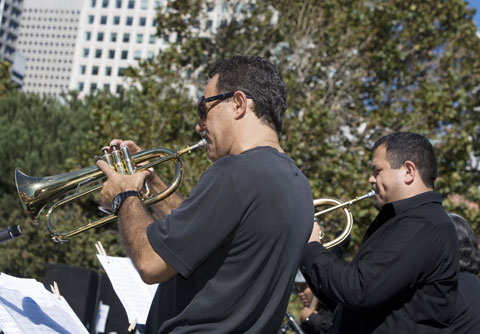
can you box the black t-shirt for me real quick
[145,146,314,334]
[301,191,461,333]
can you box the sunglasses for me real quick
[197,92,253,120]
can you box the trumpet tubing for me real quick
[15,139,207,243]
[313,190,375,249]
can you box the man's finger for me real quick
[109,138,123,147]
[96,160,115,177]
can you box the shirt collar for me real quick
[389,191,442,216]
[363,191,442,242]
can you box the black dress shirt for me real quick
[301,191,461,333]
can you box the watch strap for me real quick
[114,190,140,215]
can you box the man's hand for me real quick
[96,160,150,211]
[109,138,143,155]
[308,220,322,244]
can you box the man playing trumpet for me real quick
[300,132,476,333]
[97,55,314,333]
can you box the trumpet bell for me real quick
[15,164,101,225]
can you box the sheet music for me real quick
[0,272,88,334]
[97,255,158,325]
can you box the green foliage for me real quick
[0,61,18,97]
[132,0,480,237]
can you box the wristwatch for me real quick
[112,190,140,215]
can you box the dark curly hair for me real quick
[449,213,480,275]
[373,132,437,189]
[208,55,287,134]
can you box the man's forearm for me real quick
[117,196,155,264]
[116,195,177,283]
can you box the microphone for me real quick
[0,225,23,245]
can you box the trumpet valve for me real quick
[101,146,115,168]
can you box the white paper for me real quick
[96,255,158,325]
[0,272,89,334]
[95,301,110,333]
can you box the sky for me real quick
[467,0,480,30]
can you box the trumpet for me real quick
[313,190,375,249]
[15,139,207,243]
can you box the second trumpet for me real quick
[313,191,375,249]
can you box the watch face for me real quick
[112,194,122,212]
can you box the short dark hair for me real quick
[373,132,437,189]
[208,55,287,134]
[449,213,480,274]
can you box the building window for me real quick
[147,51,154,59]
[152,18,157,27]
[149,34,156,44]
[102,0,109,8]
[128,0,135,9]
[134,50,141,60]
[113,16,120,25]
[97,32,104,41]
[108,50,115,59]
[83,48,89,57]
[121,50,128,59]
[105,66,112,76]
[91,83,97,91]
[140,0,148,9]
[110,32,117,42]
[123,33,130,42]
[92,66,99,75]
[118,67,125,76]
[88,15,94,24]
[90,0,96,7]
[80,65,86,74]
[126,16,133,26]
[100,16,107,24]
[206,20,213,30]
[78,82,84,91]
[95,49,102,58]
[139,17,146,26]
[115,0,122,8]
[85,31,91,41]
[136,33,143,43]
[104,83,110,91]
[154,1,161,9]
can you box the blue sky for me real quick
[467,0,480,29]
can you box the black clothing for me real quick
[146,147,314,334]
[300,308,333,334]
[301,191,460,333]
[451,271,480,333]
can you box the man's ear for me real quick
[232,91,248,120]
[403,160,416,185]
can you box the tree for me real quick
[128,0,480,240]
[0,61,18,97]
[0,91,105,279]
